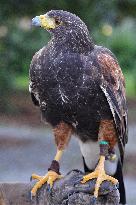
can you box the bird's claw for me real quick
[30,171,62,197]
[30,176,32,182]
[113,182,119,190]
[46,183,52,193]
[30,191,33,201]
[74,176,83,185]
[81,167,118,199]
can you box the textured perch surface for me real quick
[0,170,119,205]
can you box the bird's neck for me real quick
[51,32,94,54]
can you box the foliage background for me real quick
[0,0,136,111]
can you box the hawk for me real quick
[29,10,128,204]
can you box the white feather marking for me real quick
[100,85,124,152]
[78,139,118,175]
[82,74,86,85]
[29,81,40,102]
[72,121,78,128]
[36,47,44,57]
[100,85,116,123]
[29,82,32,92]
[34,92,40,102]
[78,139,99,170]
[58,85,69,104]
[41,101,46,106]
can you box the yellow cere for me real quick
[39,15,56,29]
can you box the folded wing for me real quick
[97,52,128,161]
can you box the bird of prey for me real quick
[29,10,128,204]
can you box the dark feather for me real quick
[29,11,128,160]
[30,93,39,106]
[114,159,126,204]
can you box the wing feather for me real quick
[29,51,42,107]
[97,52,128,157]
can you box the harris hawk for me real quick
[29,10,128,204]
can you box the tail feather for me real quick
[114,160,126,204]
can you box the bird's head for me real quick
[32,10,90,38]
[32,10,94,52]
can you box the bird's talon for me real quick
[81,175,88,183]
[30,191,35,199]
[114,182,119,189]
[82,157,118,199]
[81,179,85,184]
[74,177,83,185]
[58,174,63,179]
[46,184,52,192]
[30,176,33,182]
[31,171,61,196]
[30,192,33,200]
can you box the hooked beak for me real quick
[32,15,56,29]
[32,16,41,27]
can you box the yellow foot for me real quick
[31,171,63,197]
[81,156,118,198]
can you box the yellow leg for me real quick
[31,149,63,197]
[54,149,63,161]
[81,156,118,198]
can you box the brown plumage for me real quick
[98,120,117,149]
[53,122,72,150]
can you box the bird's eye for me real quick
[55,18,61,26]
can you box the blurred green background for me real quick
[0,2,136,204]
[0,0,136,113]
